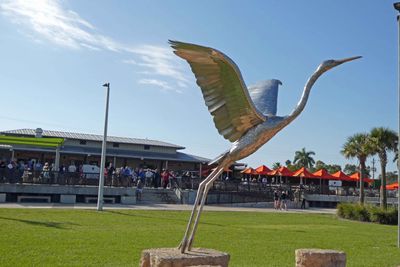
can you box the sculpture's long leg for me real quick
[179,167,223,253]
[187,168,224,250]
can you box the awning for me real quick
[241,168,258,175]
[331,171,353,182]
[348,172,374,183]
[255,165,271,175]
[312,169,336,180]
[0,135,64,148]
[386,182,399,190]
[267,166,293,176]
[292,167,316,178]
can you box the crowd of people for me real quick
[0,159,178,190]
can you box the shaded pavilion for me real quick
[255,165,271,175]
[291,167,317,185]
[386,182,398,190]
[348,172,374,184]
[267,166,293,184]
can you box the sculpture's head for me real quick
[317,56,362,73]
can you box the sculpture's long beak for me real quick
[336,56,362,64]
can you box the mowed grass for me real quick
[0,208,399,267]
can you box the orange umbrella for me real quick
[292,167,316,178]
[241,168,258,175]
[386,182,399,190]
[349,172,373,183]
[267,166,293,176]
[255,165,272,175]
[312,169,336,180]
[331,171,353,182]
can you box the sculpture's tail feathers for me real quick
[209,150,230,165]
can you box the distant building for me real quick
[0,128,209,171]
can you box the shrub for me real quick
[337,203,397,225]
[370,206,398,225]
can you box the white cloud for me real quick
[0,0,189,91]
[138,79,182,93]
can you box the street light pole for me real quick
[97,82,110,211]
[394,2,400,248]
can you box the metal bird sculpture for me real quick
[169,40,360,253]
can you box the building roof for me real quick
[1,128,185,149]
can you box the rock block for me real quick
[140,248,230,267]
[295,249,346,267]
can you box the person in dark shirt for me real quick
[280,191,288,211]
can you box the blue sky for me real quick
[0,0,397,175]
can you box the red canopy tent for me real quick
[386,182,399,190]
[331,171,353,182]
[312,169,336,180]
[291,167,317,185]
[267,167,293,184]
[241,168,258,175]
[267,166,293,176]
[255,165,272,175]
[348,172,373,183]
[292,167,316,178]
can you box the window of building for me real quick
[144,145,150,150]
[113,143,120,148]
[79,140,87,145]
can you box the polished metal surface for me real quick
[170,40,265,142]
[248,79,282,116]
[170,40,360,253]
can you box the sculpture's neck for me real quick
[282,68,325,126]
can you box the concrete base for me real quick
[295,249,346,267]
[121,196,136,205]
[0,193,5,203]
[140,248,230,267]
[60,194,76,204]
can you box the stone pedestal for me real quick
[140,248,230,267]
[295,249,346,267]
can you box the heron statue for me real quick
[169,40,360,253]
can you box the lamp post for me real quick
[97,82,110,211]
[394,2,400,248]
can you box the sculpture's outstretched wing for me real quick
[170,40,266,142]
[248,79,282,116]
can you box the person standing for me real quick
[161,169,172,189]
[273,190,280,210]
[153,169,160,188]
[280,190,288,211]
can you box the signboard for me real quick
[329,180,342,187]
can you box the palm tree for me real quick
[341,133,373,204]
[293,148,315,169]
[370,127,398,209]
[272,162,282,170]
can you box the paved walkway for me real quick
[0,202,336,214]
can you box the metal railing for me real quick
[0,168,395,198]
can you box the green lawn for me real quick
[0,208,398,267]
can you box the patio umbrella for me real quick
[267,166,293,184]
[267,166,293,176]
[331,171,353,182]
[348,172,373,183]
[255,165,272,175]
[292,167,316,185]
[312,169,336,180]
[312,168,336,189]
[386,182,399,190]
[241,168,258,175]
